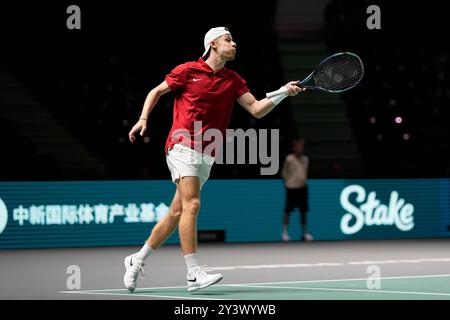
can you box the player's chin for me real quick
[226,52,236,61]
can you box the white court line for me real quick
[222,273,450,287]
[59,290,228,300]
[241,285,450,297]
[60,285,188,293]
[59,274,450,298]
[208,262,345,270]
[348,258,450,265]
[208,257,450,271]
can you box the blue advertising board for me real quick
[0,179,449,248]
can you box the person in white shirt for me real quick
[281,137,314,242]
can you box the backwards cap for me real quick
[202,27,232,57]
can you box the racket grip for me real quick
[266,86,289,99]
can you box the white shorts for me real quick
[166,143,215,190]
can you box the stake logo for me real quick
[0,198,8,234]
[340,185,415,235]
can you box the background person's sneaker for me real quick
[302,232,314,242]
[187,266,223,292]
[123,254,145,292]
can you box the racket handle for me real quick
[266,86,289,99]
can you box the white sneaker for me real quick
[187,266,223,292]
[282,232,290,242]
[303,232,314,242]
[123,254,145,292]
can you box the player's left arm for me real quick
[237,81,304,119]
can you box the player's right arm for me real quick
[128,81,171,143]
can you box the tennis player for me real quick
[125,26,304,293]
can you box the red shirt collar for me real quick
[198,57,226,74]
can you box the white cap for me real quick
[202,27,232,57]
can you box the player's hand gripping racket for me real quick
[267,52,364,98]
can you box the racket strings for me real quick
[314,54,363,91]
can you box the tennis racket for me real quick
[267,52,364,98]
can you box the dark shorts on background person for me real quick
[285,186,309,213]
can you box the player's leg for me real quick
[177,176,201,256]
[299,185,313,241]
[282,211,291,241]
[177,173,222,292]
[148,189,182,249]
[282,188,295,241]
[123,189,182,292]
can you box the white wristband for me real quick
[266,86,289,106]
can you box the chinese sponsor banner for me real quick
[11,203,169,226]
[0,179,449,248]
[0,181,173,248]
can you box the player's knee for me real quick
[184,198,201,214]
[169,207,182,219]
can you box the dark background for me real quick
[0,0,449,181]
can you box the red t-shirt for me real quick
[164,57,250,155]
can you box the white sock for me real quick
[184,253,199,273]
[133,242,153,263]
